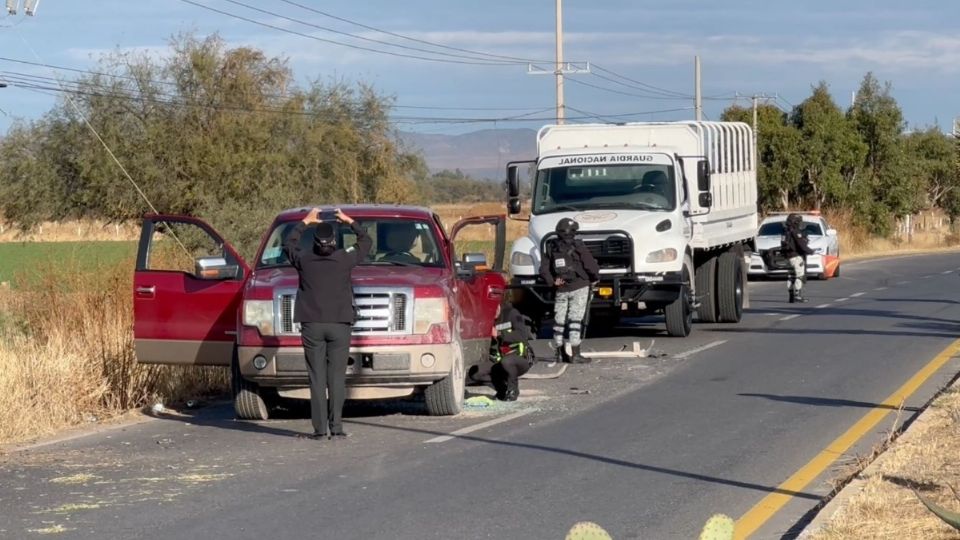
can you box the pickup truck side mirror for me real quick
[195,256,239,280]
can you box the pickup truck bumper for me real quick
[238,342,455,388]
[509,272,685,308]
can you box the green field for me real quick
[0,241,137,284]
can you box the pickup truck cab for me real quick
[133,205,506,419]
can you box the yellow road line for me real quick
[734,338,960,539]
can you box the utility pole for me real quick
[527,0,588,124]
[555,0,565,124]
[694,56,702,121]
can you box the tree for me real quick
[722,103,802,211]
[903,127,957,209]
[790,82,866,211]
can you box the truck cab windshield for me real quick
[258,218,445,268]
[533,164,677,215]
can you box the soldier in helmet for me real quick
[781,213,814,303]
[539,218,600,364]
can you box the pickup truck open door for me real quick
[449,215,507,360]
[133,215,248,366]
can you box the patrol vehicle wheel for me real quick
[665,263,693,337]
[695,256,718,323]
[425,342,465,416]
[717,250,744,323]
[232,352,271,420]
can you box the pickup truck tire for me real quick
[232,353,270,420]
[425,342,465,416]
[694,256,718,323]
[665,262,692,337]
[717,250,744,323]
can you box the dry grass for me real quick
[824,209,960,259]
[0,258,227,447]
[808,386,960,540]
[0,219,139,243]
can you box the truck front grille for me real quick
[276,287,414,336]
[581,235,632,270]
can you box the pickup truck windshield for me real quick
[258,218,445,268]
[533,164,677,215]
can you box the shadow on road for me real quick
[738,393,920,413]
[344,417,822,502]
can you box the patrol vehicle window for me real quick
[146,221,226,274]
[257,218,444,268]
[533,164,676,215]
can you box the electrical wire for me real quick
[177,0,518,66]
[278,0,546,64]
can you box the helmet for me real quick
[556,218,579,235]
[786,213,803,228]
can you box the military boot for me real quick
[788,290,795,303]
[794,292,808,303]
[568,345,592,364]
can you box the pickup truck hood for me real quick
[756,234,826,250]
[248,265,450,290]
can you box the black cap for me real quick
[313,222,336,248]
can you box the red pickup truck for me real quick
[133,205,507,418]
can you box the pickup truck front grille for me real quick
[276,287,414,336]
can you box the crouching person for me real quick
[468,300,534,401]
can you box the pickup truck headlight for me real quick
[243,300,274,336]
[414,297,448,334]
[646,248,678,263]
[511,252,534,267]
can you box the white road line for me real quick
[780,314,801,321]
[815,303,832,309]
[943,270,954,275]
[923,275,934,279]
[836,298,849,302]
[424,410,532,444]
[850,292,865,298]
[896,281,910,285]
[873,287,888,291]
[674,340,728,360]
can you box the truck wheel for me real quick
[665,263,692,337]
[717,250,744,323]
[695,256,718,323]
[232,352,271,420]
[425,343,465,416]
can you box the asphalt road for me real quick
[3,253,960,540]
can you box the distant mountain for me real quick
[398,128,537,181]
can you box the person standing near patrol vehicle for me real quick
[539,218,600,364]
[283,207,372,440]
[781,213,814,303]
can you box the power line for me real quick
[177,0,518,66]
[277,0,545,64]
[220,0,529,64]
[590,64,692,98]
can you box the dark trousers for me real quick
[300,322,351,435]
[470,354,532,397]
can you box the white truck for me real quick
[505,121,758,337]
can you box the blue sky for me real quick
[0,0,956,135]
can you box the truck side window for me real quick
[146,221,226,274]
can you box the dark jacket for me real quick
[283,221,373,324]
[491,303,534,361]
[539,238,601,293]
[781,223,814,259]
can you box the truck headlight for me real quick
[414,297,448,334]
[646,248,678,263]
[243,300,274,336]
[511,252,534,267]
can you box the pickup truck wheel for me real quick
[665,263,692,337]
[695,256,718,323]
[717,250,744,323]
[232,353,270,420]
[425,343,465,416]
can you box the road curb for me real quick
[796,371,960,538]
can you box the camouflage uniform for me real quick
[553,287,590,349]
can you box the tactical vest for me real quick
[549,240,581,281]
